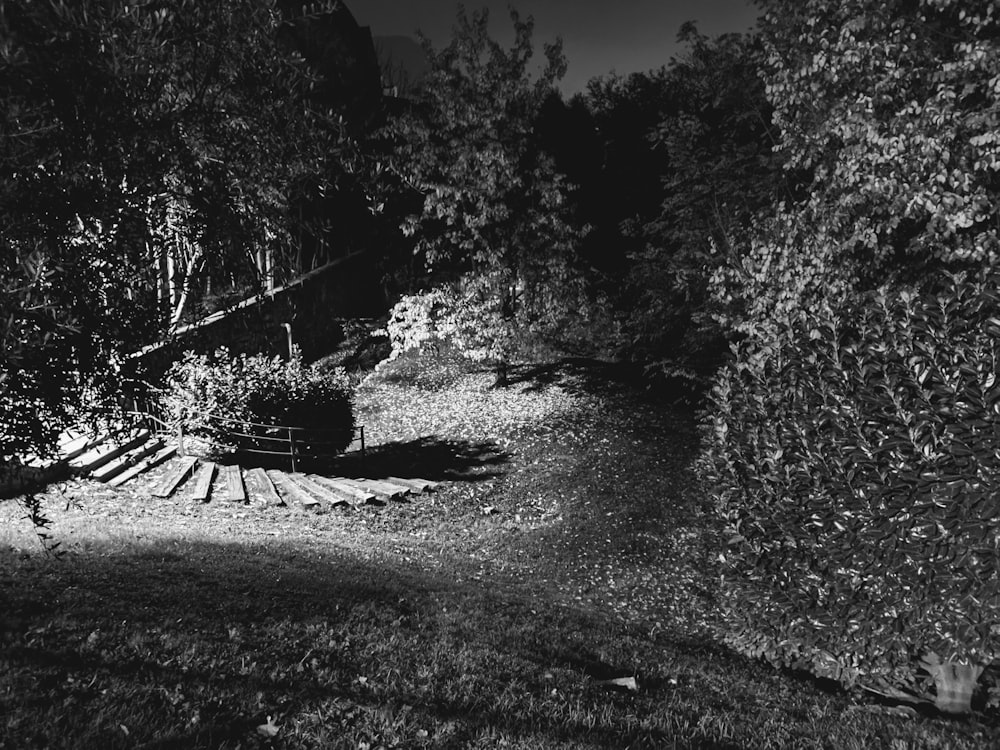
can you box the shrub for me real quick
[373,342,479,391]
[384,289,453,361]
[704,272,1000,712]
[163,348,355,454]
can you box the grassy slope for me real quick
[0,352,996,749]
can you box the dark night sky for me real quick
[349,0,761,95]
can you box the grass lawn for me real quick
[1,351,997,749]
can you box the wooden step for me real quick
[246,467,283,506]
[151,456,197,497]
[92,439,164,482]
[109,445,177,488]
[386,476,438,493]
[21,452,59,470]
[190,461,216,502]
[306,475,372,507]
[286,473,351,510]
[225,465,246,503]
[311,477,376,505]
[59,431,104,462]
[267,470,318,511]
[70,430,151,474]
[341,477,409,499]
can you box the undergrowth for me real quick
[0,350,996,749]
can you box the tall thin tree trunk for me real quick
[169,253,204,331]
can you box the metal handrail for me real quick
[178,409,360,436]
[123,381,366,472]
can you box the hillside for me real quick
[0,351,995,748]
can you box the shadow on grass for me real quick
[0,539,748,750]
[209,436,509,484]
[504,357,702,405]
[320,436,510,481]
[3,538,995,749]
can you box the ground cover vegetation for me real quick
[4,0,1000,742]
[3,352,997,748]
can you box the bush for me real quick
[163,348,355,454]
[704,272,1000,711]
[373,342,480,391]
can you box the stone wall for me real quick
[132,251,385,382]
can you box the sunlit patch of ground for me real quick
[1,352,996,749]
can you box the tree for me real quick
[632,27,788,389]
[381,7,592,382]
[582,68,676,277]
[571,28,787,392]
[704,0,1000,710]
[715,0,1000,336]
[1,0,359,479]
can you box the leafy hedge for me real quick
[163,348,355,454]
[705,272,1000,708]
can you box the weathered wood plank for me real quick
[59,432,105,462]
[306,475,367,507]
[312,477,376,504]
[267,470,318,510]
[246,467,283,506]
[151,456,197,497]
[109,445,177,487]
[92,439,164,482]
[288,474,352,509]
[386,476,438,493]
[282,474,327,509]
[225,465,247,503]
[190,461,216,502]
[341,477,409,499]
[70,430,150,473]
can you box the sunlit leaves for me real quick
[162,347,355,453]
[620,28,785,387]
[718,0,1000,334]
[381,8,590,373]
[706,271,1000,688]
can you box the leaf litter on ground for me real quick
[0,352,996,749]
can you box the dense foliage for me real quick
[544,27,786,392]
[381,8,595,380]
[1,0,356,468]
[629,27,787,387]
[700,0,1000,712]
[163,349,355,454]
[715,0,1000,335]
[707,272,1000,711]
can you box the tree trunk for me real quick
[169,252,204,331]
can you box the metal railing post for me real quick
[288,428,297,473]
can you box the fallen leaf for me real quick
[256,716,279,738]
[596,676,639,692]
